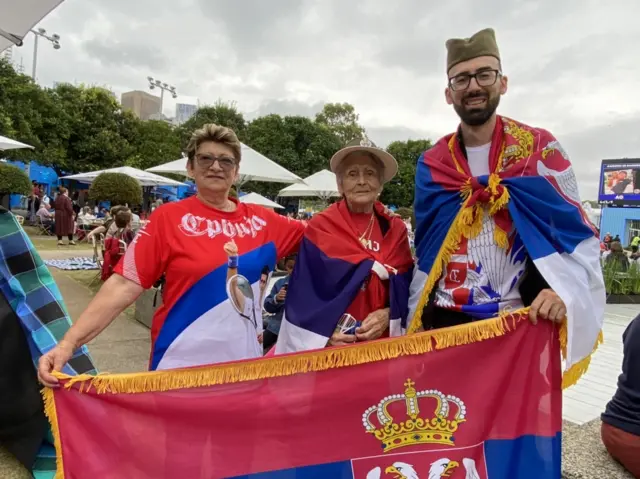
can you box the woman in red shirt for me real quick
[39,124,306,383]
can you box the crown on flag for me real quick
[362,379,466,452]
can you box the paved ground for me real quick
[562,303,637,425]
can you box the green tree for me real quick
[243,115,342,197]
[124,119,182,170]
[0,59,66,166]
[177,101,247,148]
[89,172,143,206]
[48,83,134,175]
[0,163,31,206]
[315,102,365,146]
[381,139,432,207]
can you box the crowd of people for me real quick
[0,26,637,478]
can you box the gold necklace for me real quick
[358,213,375,248]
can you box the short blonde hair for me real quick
[186,124,242,166]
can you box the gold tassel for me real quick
[460,179,473,200]
[493,227,508,249]
[460,205,483,240]
[41,387,64,478]
[560,326,604,389]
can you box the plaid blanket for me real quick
[45,257,98,271]
[0,207,97,476]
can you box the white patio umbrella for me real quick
[60,166,186,187]
[0,135,34,151]
[278,169,340,200]
[0,0,64,53]
[239,192,283,209]
[146,143,303,186]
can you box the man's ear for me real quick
[445,87,453,105]
[500,75,508,95]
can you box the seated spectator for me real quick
[606,241,630,272]
[77,206,96,227]
[113,210,134,246]
[263,256,296,352]
[87,205,128,241]
[630,245,640,262]
[35,203,53,224]
[601,315,640,477]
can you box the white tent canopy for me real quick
[60,166,185,187]
[0,135,34,151]
[278,169,340,200]
[239,192,283,209]
[146,143,303,186]
[0,0,64,53]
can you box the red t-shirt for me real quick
[344,211,387,323]
[114,196,305,370]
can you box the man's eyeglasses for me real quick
[195,154,237,171]
[448,69,501,91]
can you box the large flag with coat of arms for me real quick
[44,313,564,478]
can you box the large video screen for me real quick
[598,159,640,206]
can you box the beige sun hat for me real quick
[329,137,398,184]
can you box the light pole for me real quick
[31,28,61,80]
[147,76,177,118]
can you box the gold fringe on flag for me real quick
[42,386,64,478]
[559,323,604,389]
[51,312,530,396]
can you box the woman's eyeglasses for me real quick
[195,154,237,171]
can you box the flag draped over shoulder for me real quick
[409,116,605,388]
[275,201,413,353]
[45,316,562,478]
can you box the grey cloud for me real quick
[196,0,308,61]
[82,39,168,71]
[366,125,435,148]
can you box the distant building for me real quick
[175,103,197,125]
[121,90,161,120]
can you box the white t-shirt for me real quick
[434,143,528,319]
[465,143,491,176]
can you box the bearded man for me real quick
[407,28,604,386]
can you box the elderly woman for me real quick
[274,138,414,354]
[38,124,305,385]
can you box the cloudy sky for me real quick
[9,0,640,199]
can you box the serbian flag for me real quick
[44,314,562,478]
[409,116,605,388]
[275,201,414,354]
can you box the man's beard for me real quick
[453,91,501,126]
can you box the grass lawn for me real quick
[23,225,92,252]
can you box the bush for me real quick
[0,163,31,198]
[89,172,142,206]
